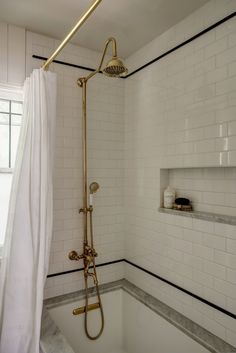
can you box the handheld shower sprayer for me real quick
[89,182,100,206]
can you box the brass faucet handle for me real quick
[68,250,84,261]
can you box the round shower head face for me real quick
[103,57,128,78]
[89,182,100,194]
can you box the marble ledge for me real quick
[41,279,236,353]
[159,207,236,225]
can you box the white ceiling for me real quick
[0,0,209,58]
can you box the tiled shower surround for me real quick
[0,0,236,347]
[124,0,236,347]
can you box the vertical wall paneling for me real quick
[0,22,8,82]
[7,25,25,84]
[0,23,25,85]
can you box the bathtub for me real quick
[41,280,236,353]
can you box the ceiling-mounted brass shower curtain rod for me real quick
[42,0,102,71]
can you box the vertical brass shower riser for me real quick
[68,37,127,340]
[41,0,127,343]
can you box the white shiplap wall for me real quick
[0,23,25,85]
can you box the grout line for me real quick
[47,258,236,320]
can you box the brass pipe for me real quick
[42,0,102,70]
[74,38,119,340]
[78,37,117,84]
[69,37,126,340]
[82,79,88,245]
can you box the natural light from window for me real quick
[0,86,22,246]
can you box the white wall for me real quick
[0,23,25,85]
[124,0,236,347]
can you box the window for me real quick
[0,86,22,246]
[0,99,22,168]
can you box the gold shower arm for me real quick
[42,0,102,70]
[80,37,117,83]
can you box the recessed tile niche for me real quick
[160,167,236,218]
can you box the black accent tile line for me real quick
[33,12,236,79]
[125,11,236,78]
[47,258,124,278]
[32,55,103,74]
[47,258,236,320]
[124,259,236,320]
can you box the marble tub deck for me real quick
[41,279,236,353]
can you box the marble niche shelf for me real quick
[158,207,236,226]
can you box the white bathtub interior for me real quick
[48,289,211,353]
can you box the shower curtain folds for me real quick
[0,69,57,353]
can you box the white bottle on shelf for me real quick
[164,186,175,209]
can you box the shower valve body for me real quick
[68,246,97,262]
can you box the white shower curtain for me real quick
[0,68,57,353]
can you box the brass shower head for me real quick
[89,182,100,194]
[103,57,128,78]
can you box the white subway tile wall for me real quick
[0,0,235,346]
[124,0,236,347]
[25,31,125,298]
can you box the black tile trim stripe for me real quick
[125,11,236,78]
[33,12,236,78]
[125,260,236,320]
[32,55,103,73]
[47,258,124,278]
[47,258,236,320]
